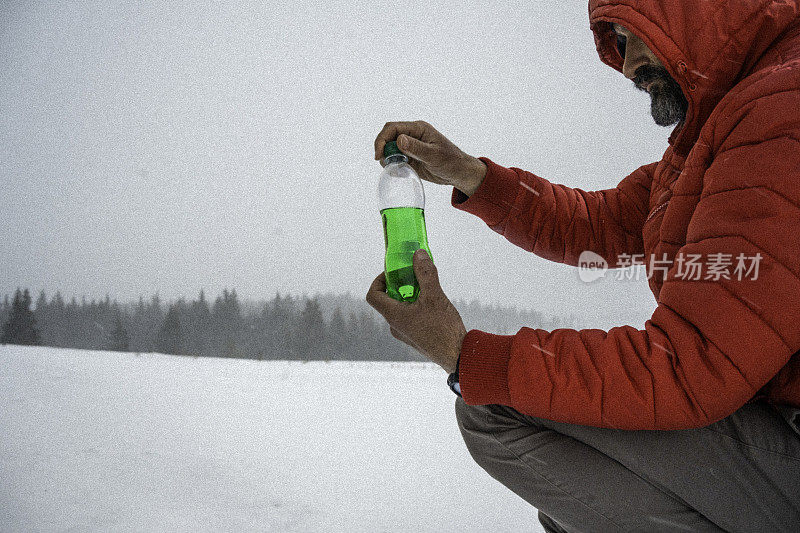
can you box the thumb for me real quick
[366,271,398,320]
[412,249,441,298]
[397,134,437,164]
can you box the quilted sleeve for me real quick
[457,95,800,429]
[451,157,656,267]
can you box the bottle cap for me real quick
[383,140,403,158]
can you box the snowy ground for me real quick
[0,346,544,532]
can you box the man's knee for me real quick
[454,396,482,437]
[455,399,583,528]
[455,397,538,470]
[455,396,494,467]
[455,396,496,441]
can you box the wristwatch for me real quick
[447,356,462,397]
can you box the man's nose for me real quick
[621,40,654,81]
[622,53,649,81]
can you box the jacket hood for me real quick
[588,0,800,156]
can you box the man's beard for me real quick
[633,64,689,127]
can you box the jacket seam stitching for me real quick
[660,277,788,390]
[605,180,650,241]
[652,301,718,424]
[710,88,800,149]
[685,233,799,286]
[714,132,800,158]
[714,279,794,355]
[699,184,800,213]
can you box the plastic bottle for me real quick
[378,141,434,302]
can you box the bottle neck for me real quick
[383,153,408,165]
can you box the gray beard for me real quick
[634,65,689,127]
[649,79,689,127]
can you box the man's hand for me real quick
[366,249,467,374]
[374,120,487,197]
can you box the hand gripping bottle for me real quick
[378,140,434,302]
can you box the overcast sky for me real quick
[1,1,675,328]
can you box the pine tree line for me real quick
[0,289,41,346]
[0,288,423,361]
[0,288,576,362]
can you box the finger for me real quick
[406,160,448,185]
[412,249,442,300]
[397,134,438,165]
[365,271,401,320]
[373,121,429,160]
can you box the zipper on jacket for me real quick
[645,201,670,224]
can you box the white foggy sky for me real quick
[1,1,673,328]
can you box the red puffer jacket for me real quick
[453,0,800,429]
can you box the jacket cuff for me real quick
[451,157,523,227]
[458,329,514,406]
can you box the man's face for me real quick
[612,23,688,127]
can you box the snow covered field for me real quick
[0,346,544,532]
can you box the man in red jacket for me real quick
[367,1,800,531]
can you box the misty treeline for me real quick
[0,287,576,361]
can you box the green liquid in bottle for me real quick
[381,207,433,303]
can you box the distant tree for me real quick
[295,296,326,360]
[129,294,164,352]
[109,311,130,352]
[35,290,47,313]
[32,290,53,345]
[346,311,361,358]
[48,291,67,346]
[1,289,41,346]
[244,296,277,361]
[156,304,183,355]
[327,306,349,360]
[52,292,65,310]
[263,292,297,359]
[185,290,212,356]
[355,310,380,360]
[212,289,242,358]
[0,295,9,332]
[61,296,81,347]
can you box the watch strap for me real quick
[447,355,461,397]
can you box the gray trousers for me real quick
[455,397,800,532]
